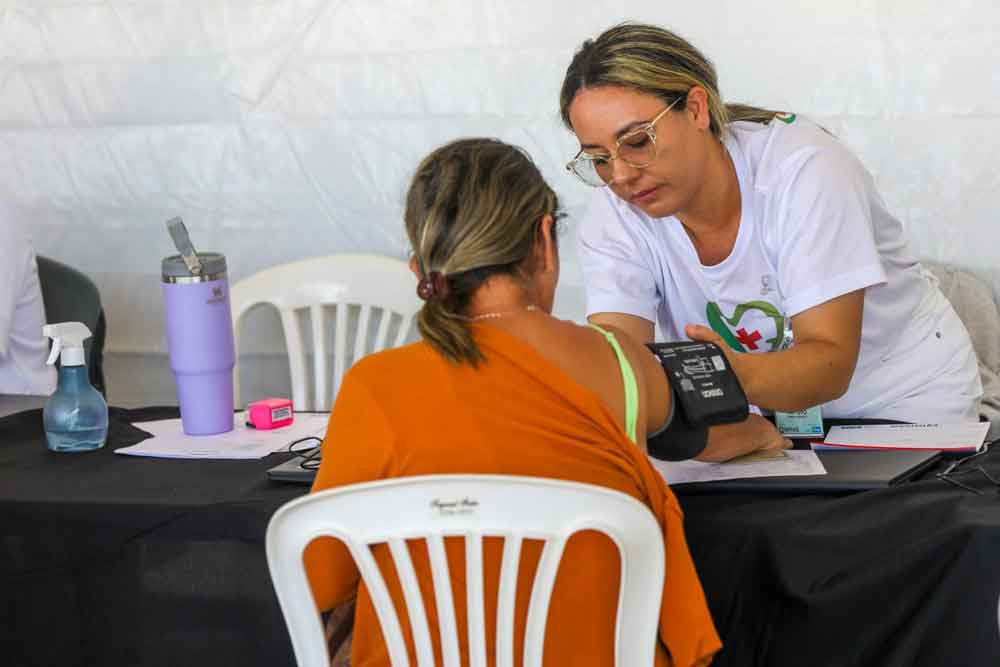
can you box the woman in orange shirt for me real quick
[304,138,787,666]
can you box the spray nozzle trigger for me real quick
[42,322,92,367]
[46,337,62,366]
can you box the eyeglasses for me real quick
[566,94,686,188]
[936,439,999,494]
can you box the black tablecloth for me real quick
[0,407,305,667]
[3,408,1000,666]
[678,448,1000,666]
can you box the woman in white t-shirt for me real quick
[560,23,981,426]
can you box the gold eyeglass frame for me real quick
[566,94,686,187]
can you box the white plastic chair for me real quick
[230,254,421,411]
[266,474,665,667]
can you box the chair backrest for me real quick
[230,254,421,411]
[266,474,665,667]
[36,255,107,395]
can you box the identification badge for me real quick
[774,405,823,437]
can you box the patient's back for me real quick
[305,323,718,666]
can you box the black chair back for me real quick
[36,256,107,395]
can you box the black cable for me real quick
[936,438,999,494]
[286,436,323,470]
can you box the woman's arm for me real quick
[687,289,865,411]
[595,321,666,450]
[607,322,790,461]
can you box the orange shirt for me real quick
[304,324,721,667]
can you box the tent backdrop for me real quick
[2,1,998,407]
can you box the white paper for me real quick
[115,412,329,459]
[651,450,826,485]
[819,422,989,452]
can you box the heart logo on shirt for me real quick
[706,300,785,353]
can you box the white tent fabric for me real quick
[2,1,998,406]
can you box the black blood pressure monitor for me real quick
[647,341,749,427]
[647,341,748,428]
[644,341,749,460]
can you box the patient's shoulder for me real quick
[586,322,653,374]
[528,318,639,421]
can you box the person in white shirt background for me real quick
[0,219,56,396]
[560,22,981,435]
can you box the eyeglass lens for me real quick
[573,127,658,186]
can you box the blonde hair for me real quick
[405,138,562,366]
[559,23,780,137]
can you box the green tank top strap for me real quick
[587,323,639,443]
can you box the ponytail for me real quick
[416,299,482,366]
[724,103,783,126]
[413,260,527,366]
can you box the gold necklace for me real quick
[466,304,539,322]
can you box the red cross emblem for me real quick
[735,328,762,351]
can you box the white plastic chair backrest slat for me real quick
[392,313,413,348]
[373,305,394,351]
[465,532,488,667]
[426,534,462,667]
[230,254,421,411]
[350,536,412,667]
[309,304,328,411]
[266,475,665,667]
[387,537,437,667]
[278,305,309,412]
[495,535,523,667]
[353,305,373,371]
[332,301,350,402]
[523,538,569,667]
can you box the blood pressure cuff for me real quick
[646,401,709,461]
[645,341,749,461]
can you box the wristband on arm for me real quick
[645,341,750,461]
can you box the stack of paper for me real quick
[815,422,989,453]
[115,412,330,459]
[651,450,826,485]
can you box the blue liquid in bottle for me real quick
[43,365,108,452]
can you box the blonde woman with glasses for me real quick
[304,138,789,667]
[561,23,981,429]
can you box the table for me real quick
[677,445,1000,666]
[3,407,1000,666]
[0,406,305,667]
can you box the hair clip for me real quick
[417,271,450,301]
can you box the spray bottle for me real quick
[42,322,108,452]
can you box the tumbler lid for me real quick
[162,253,227,283]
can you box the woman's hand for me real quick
[684,322,747,377]
[694,414,792,463]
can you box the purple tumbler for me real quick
[161,252,235,435]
